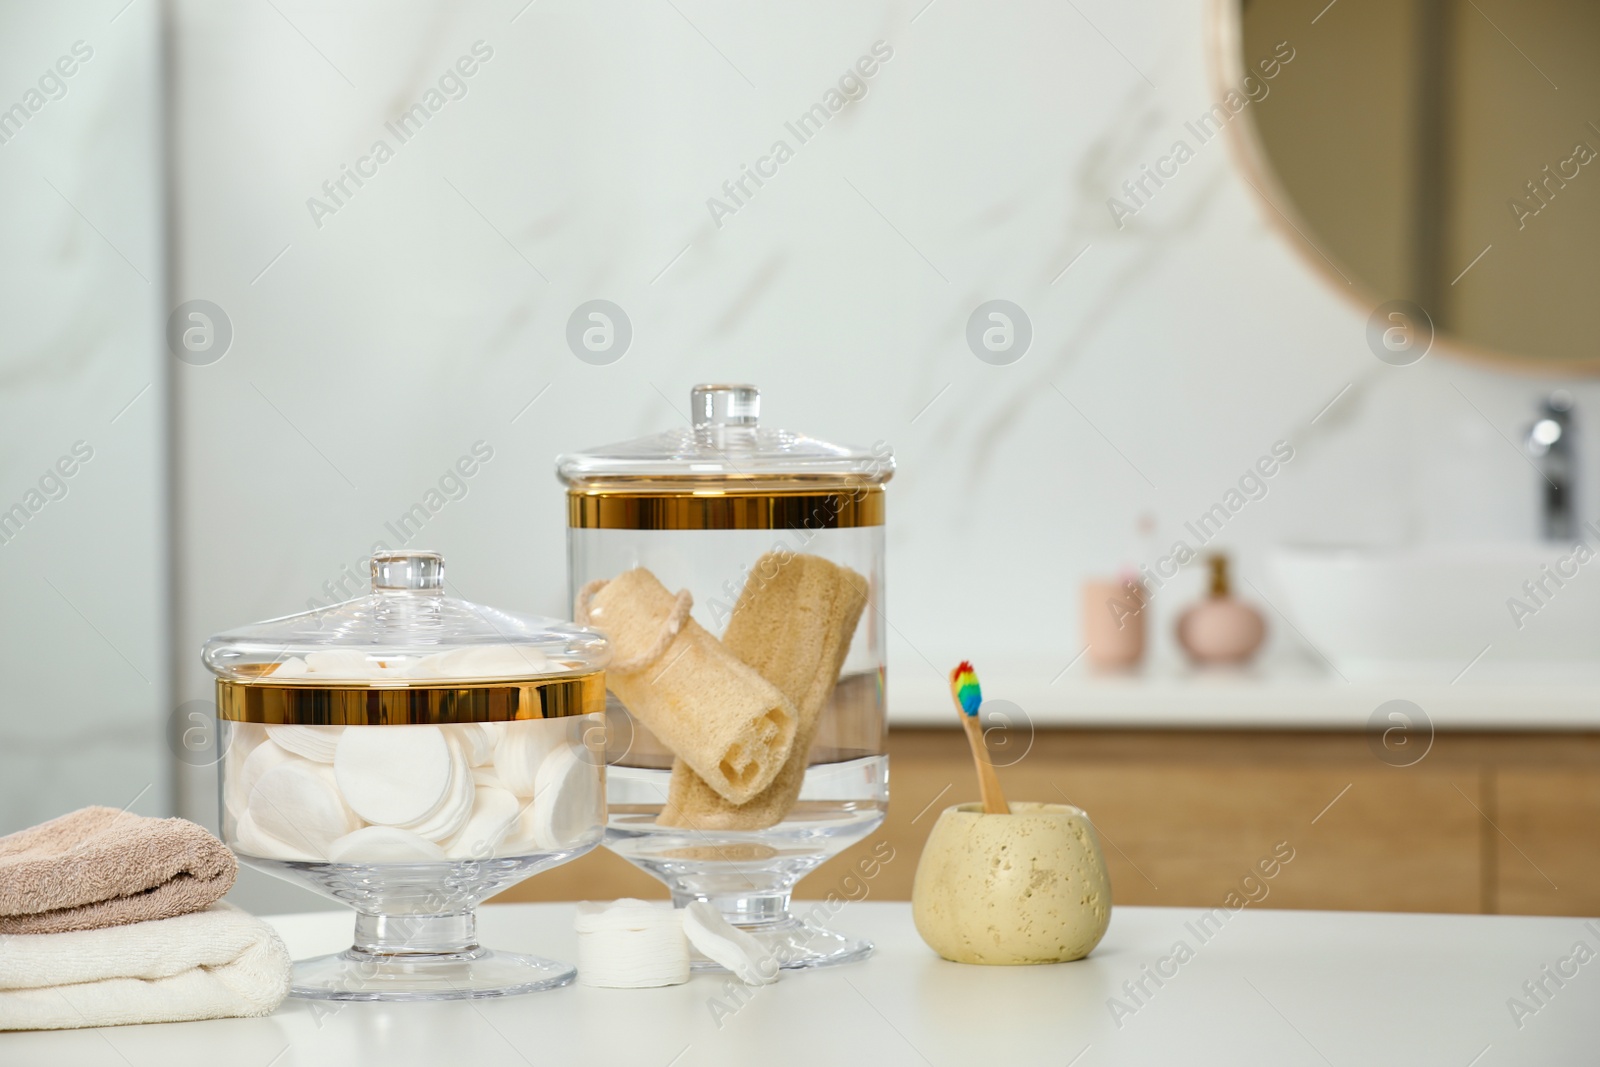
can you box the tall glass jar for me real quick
[203,551,609,1001]
[557,384,892,968]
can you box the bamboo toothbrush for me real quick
[950,661,1009,814]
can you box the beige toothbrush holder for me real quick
[911,802,1112,965]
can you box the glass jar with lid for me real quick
[558,384,893,969]
[203,550,609,1001]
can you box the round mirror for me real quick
[1217,0,1600,370]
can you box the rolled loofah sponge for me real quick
[580,568,797,805]
[658,552,868,831]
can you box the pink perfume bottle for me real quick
[1176,555,1265,666]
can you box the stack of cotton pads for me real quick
[225,719,599,863]
[575,900,690,988]
[221,642,604,864]
[574,899,780,988]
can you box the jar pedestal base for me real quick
[291,947,574,1001]
[289,909,575,1001]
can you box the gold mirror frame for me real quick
[1206,0,1600,377]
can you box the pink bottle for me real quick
[1177,555,1265,666]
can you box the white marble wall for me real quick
[161,4,1589,698]
[150,0,1594,908]
[0,2,168,832]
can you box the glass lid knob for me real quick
[370,551,444,593]
[691,384,759,428]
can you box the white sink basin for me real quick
[1268,544,1600,681]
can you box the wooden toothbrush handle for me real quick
[962,714,1011,815]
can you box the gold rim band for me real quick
[215,671,606,725]
[567,489,884,530]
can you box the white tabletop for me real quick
[4,902,1596,1065]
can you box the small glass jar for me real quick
[203,551,609,1001]
[557,383,893,968]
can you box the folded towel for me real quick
[0,903,291,1030]
[0,806,237,934]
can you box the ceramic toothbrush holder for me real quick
[911,802,1112,965]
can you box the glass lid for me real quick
[556,384,895,491]
[202,551,608,684]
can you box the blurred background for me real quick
[3,0,1597,916]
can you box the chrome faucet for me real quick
[1526,391,1574,540]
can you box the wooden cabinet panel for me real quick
[498,729,1600,915]
[1495,768,1600,916]
[804,730,1483,913]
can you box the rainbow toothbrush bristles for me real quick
[950,659,1007,813]
[951,661,982,716]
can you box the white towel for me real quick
[0,902,291,1030]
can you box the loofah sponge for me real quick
[658,552,868,831]
[581,568,798,805]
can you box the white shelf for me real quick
[886,657,1600,731]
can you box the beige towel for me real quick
[0,903,291,1030]
[659,553,868,830]
[0,807,237,935]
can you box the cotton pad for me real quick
[682,900,779,985]
[327,826,447,864]
[443,786,522,860]
[575,900,690,988]
[447,723,496,767]
[471,767,506,791]
[407,645,550,679]
[494,722,563,797]
[401,737,475,842]
[456,644,550,677]
[247,761,359,859]
[225,722,269,765]
[304,648,375,677]
[266,724,344,763]
[401,651,451,679]
[334,725,453,826]
[221,726,270,821]
[531,745,602,851]
[233,810,305,862]
[227,739,294,822]
[271,656,310,678]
